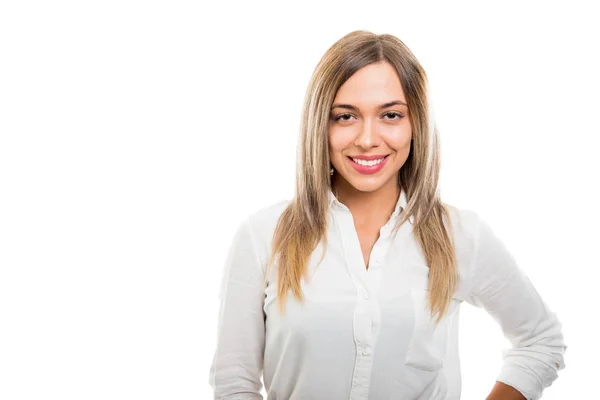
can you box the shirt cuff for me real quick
[496,365,543,400]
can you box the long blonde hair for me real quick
[266,30,457,325]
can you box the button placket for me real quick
[332,207,382,400]
[350,342,373,400]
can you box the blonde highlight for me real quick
[265,30,458,326]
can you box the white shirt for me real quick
[209,188,567,400]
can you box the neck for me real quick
[332,176,401,227]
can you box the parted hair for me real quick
[265,30,457,325]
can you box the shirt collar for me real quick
[328,186,413,224]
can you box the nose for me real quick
[354,117,381,150]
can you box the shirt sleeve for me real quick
[209,216,266,399]
[462,212,567,400]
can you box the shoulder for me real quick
[442,203,486,296]
[443,202,481,238]
[246,198,292,232]
[443,203,518,301]
[243,198,293,269]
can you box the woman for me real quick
[209,30,567,400]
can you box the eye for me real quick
[333,113,355,122]
[383,112,404,120]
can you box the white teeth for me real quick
[351,157,385,166]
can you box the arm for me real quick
[486,381,526,400]
[463,212,567,400]
[209,216,266,399]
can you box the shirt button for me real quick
[362,348,370,356]
[364,293,370,299]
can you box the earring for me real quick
[330,166,334,176]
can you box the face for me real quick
[328,61,412,194]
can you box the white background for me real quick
[1,1,597,399]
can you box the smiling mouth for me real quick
[347,154,389,164]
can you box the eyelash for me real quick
[333,112,404,122]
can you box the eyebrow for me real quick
[331,100,408,111]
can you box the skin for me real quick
[328,60,412,269]
[327,61,526,400]
[486,382,527,399]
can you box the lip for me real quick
[347,154,389,175]
[348,154,389,161]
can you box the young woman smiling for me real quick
[209,30,567,400]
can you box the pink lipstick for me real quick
[347,155,389,174]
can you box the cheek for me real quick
[392,137,412,151]
[328,128,351,156]
[382,126,412,150]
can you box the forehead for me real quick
[333,61,406,106]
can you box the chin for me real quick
[346,177,387,193]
